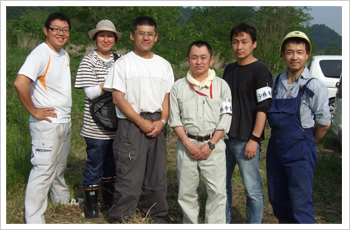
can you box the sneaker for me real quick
[67,198,84,205]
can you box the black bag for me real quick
[89,92,118,131]
[89,53,120,131]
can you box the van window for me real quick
[319,60,342,79]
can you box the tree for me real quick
[189,6,256,65]
[325,42,342,55]
[253,6,313,72]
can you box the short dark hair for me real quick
[187,40,213,57]
[131,16,157,34]
[230,23,257,44]
[281,37,311,55]
[44,12,71,30]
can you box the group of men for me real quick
[14,12,331,224]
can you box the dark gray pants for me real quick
[107,113,168,221]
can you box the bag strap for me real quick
[299,78,315,98]
[113,53,120,62]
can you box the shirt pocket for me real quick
[203,98,221,124]
[178,97,197,124]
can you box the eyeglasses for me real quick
[134,31,156,38]
[48,27,70,34]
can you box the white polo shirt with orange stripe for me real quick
[18,42,72,123]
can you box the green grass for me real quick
[5,45,343,224]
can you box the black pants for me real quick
[107,113,168,221]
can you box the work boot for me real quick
[101,178,116,209]
[83,186,99,218]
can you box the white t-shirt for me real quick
[104,51,174,119]
[18,42,72,123]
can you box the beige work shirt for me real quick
[169,76,232,138]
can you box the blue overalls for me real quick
[266,75,318,223]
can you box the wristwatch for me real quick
[208,141,215,150]
[160,119,167,126]
[250,134,261,142]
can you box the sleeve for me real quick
[103,59,126,93]
[215,80,232,138]
[309,81,332,126]
[168,82,183,128]
[255,63,273,113]
[84,85,103,100]
[18,45,48,81]
[74,55,98,89]
[166,62,175,93]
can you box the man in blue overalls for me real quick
[266,31,331,223]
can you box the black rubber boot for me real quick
[83,188,99,218]
[101,178,115,209]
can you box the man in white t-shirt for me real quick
[103,16,174,223]
[14,12,82,224]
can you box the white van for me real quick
[307,55,342,112]
[331,74,342,144]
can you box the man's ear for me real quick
[130,32,135,41]
[43,27,48,37]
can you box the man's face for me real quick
[43,19,70,52]
[186,45,214,78]
[231,32,256,61]
[281,42,309,73]
[130,25,158,55]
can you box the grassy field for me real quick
[5,45,342,225]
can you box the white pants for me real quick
[25,122,71,224]
[176,138,227,224]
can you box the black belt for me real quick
[187,133,213,142]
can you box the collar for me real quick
[186,68,216,88]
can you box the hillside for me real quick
[309,24,342,54]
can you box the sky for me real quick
[309,6,342,36]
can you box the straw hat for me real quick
[88,19,122,41]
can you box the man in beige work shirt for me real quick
[169,41,232,224]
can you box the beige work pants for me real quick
[176,138,226,224]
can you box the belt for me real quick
[187,133,213,142]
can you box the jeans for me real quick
[82,137,115,187]
[225,138,264,224]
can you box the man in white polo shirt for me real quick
[14,12,82,224]
[104,16,174,222]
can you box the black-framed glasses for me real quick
[134,31,156,38]
[48,27,70,34]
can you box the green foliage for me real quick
[6,47,33,188]
[325,42,342,55]
[5,6,342,72]
[6,9,54,46]
[189,7,256,65]
[254,6,313,72]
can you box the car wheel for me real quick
[329,98,335,113]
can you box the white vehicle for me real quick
[307,55,342,113]
[331,74,342,144]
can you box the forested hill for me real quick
[309,24,342,54]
